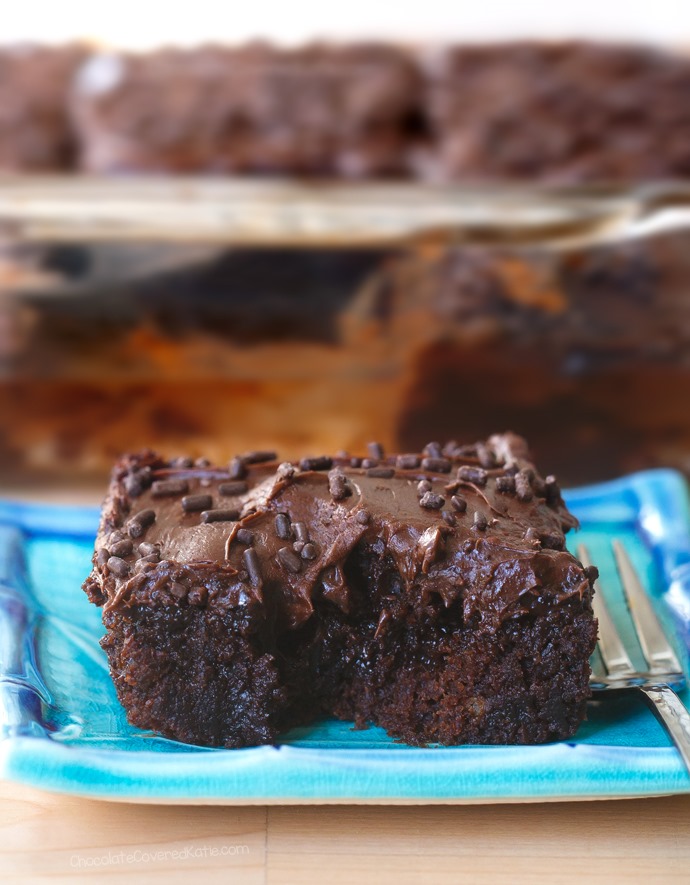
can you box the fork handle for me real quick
[639,685,690,774]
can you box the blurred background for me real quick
[1,1,690,496]
[3,1,690,46]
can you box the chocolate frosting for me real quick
[84,433,592,635]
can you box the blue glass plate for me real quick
[1,469,690,804]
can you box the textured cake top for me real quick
[85,433,592,633]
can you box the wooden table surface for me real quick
[1,782,689,884]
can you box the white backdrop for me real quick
[2,0,690,47]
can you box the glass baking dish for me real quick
[1,176,689,492]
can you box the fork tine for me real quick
[612,540,683,675]
[578,543,635,678]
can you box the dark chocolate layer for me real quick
[85,433,582,629]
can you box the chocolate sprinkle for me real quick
[275,513,293,540]
[366,466,395,479]
[139,552,160,564]
[228,457,247,480]
[126,520,147,540]
[152,479,188,497]
[219,481,249,496]
[301,543,318,561]
[423,442,443,459]
[545,475,560,504]
[171,457,193,469]
[450,444,478,459]
[107,556,130,578]
[242,450,277,464]
[457,466,488,486]
[420,491,445,510]
[473,511,488,531]
[350,457,362,468]
[242,548,262,586]
[540,531,565,550]
[396,454,420,470]
[201,509,240,523]
[476,444,497,469]
[450,495,467,513]
[277,462,296,480]
[132,509,156,528]
[109,538,133,557]
[495,475,516,494]
[182,494,213,513]
[277,546,302,574]
[294,522,309,542]
[124,468,152,498]
[531,475,546,497]
[441,510,457,527]
[293,540,305,553]
[367,442,384,460]
[421,457,451,474]
[361,458,379,469]
[138,542,159,557]
[355,509,371,525]
[328,470,351,501]
[515,469,534,502]
[417,480,432,497]
[96,548,109,567]
[300,456,333,471]
[236,528,254,546]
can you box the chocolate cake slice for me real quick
[83,434,597,748]
[71,44,423,177]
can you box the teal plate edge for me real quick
[0,468,689,804]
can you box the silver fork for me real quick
[578,540,690,774]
